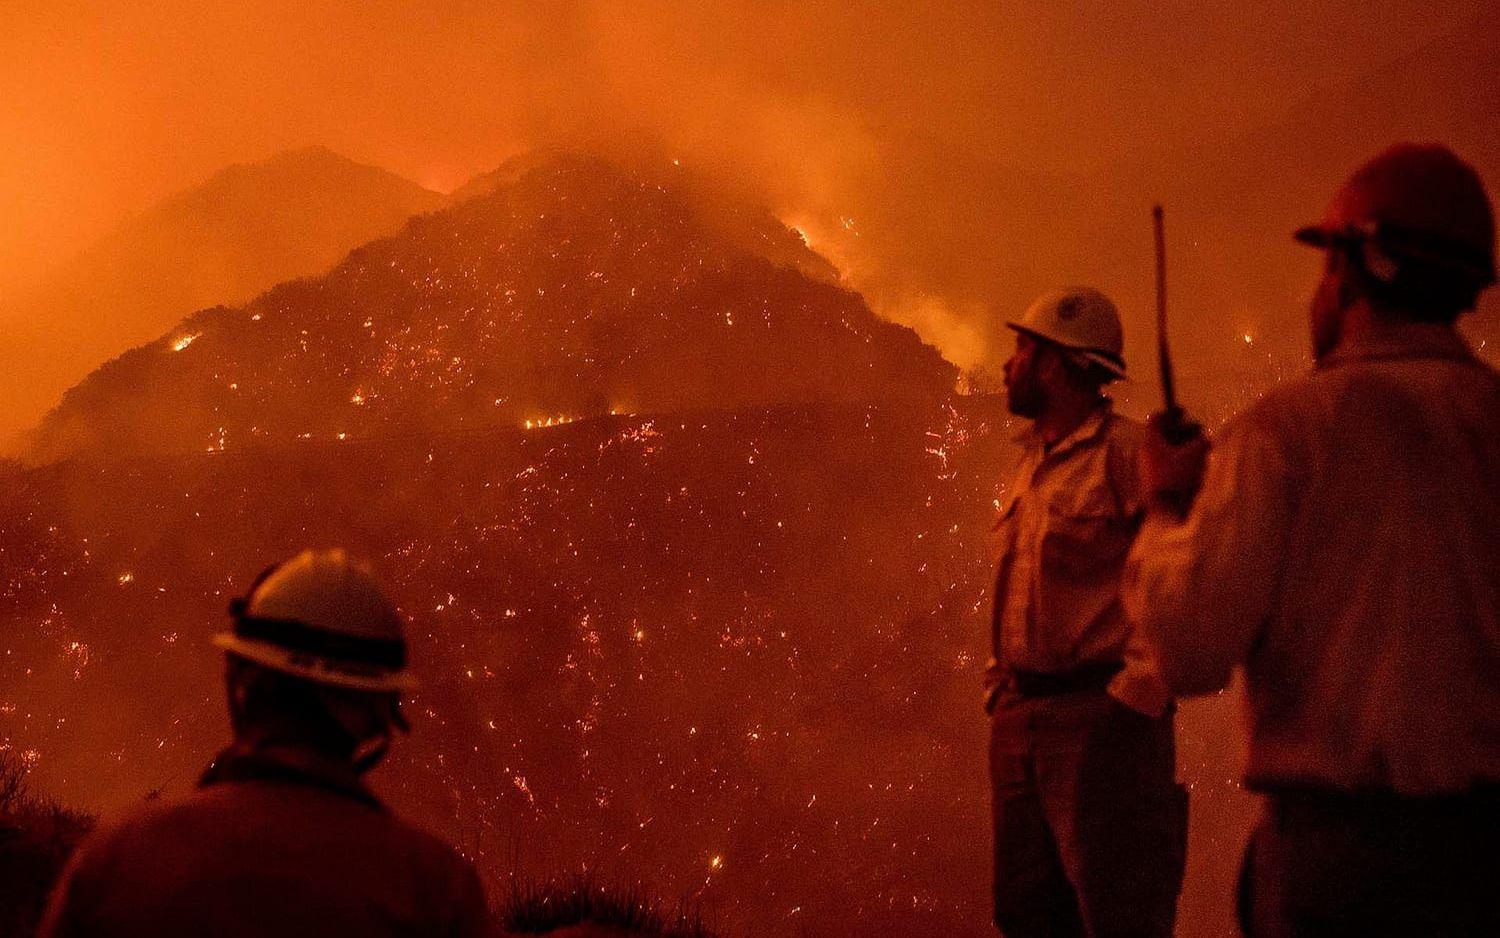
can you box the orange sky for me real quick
[2,0,1492,390]
[3,1,1477,275]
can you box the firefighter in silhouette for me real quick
[986,288,1185,938]
[39,549,492,938]
[1126,143,1500,936]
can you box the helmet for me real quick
[1006,287,1126,379]
[215,549,416,693]
[1294,143,1496,287]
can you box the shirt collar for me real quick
[200,742,384,810]
[1013,399,1114,463]
[1319,322,1477,370]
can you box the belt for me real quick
[1264,784,1500,820]
[1010,661,1123,697]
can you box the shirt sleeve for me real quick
[1122,411,1295,697]
[1104,426,1172,716]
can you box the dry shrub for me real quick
[0,752,95,937]
[500,872,717,937]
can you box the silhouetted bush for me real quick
[500,872,717,936]
[0,753,94,937]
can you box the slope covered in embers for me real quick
[5,400,1002,936]
[28,155,952,463]
[0,398,1251,938]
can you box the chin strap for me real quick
[1360,240,1400,284]
[351,728,393,774]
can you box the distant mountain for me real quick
[27,154,953,462]
[0,147,441,449]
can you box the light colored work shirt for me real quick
[1124,324,1500,795]
[988,402,1170,716]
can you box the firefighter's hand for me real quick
[1141,411,1209,516]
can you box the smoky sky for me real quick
[1,1,1489,367]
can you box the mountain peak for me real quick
[0,151,445,452]
[177,145,438,209]
[28,152,952,462]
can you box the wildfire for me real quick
[524,415,577,430]
[7,371,1011,934]
[64,640,91,679]
[171,333,201,352]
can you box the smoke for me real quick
[4,1,1492,380]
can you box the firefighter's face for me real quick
[1004,332,1052,418]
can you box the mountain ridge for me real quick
[26,153,953,463]
[1,147,443,450]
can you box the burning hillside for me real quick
[26,154,952,463]
[0,397,1253,937]
[4,399,1001,934]
[0,153,1254,937]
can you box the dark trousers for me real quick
[1239,788,1500,938]
[989,690,1186,938]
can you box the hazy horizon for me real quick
[5,1,1490,333]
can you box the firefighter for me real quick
[1125,143,1500,936]
[986,288,1186,938]
[39,549,492,938]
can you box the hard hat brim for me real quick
[1005,322,1128,379]
[1294,224,1331,247]
[1296,220,1497,286]
[214,633,418,693]
[1293,224,1349,249]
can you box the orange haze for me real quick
[2,5,1498,936]
[4,1,1493,383]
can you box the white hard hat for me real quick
[215,549,417,693]
[1006,287,1127,379]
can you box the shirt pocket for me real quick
[1040,495,1134,582]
